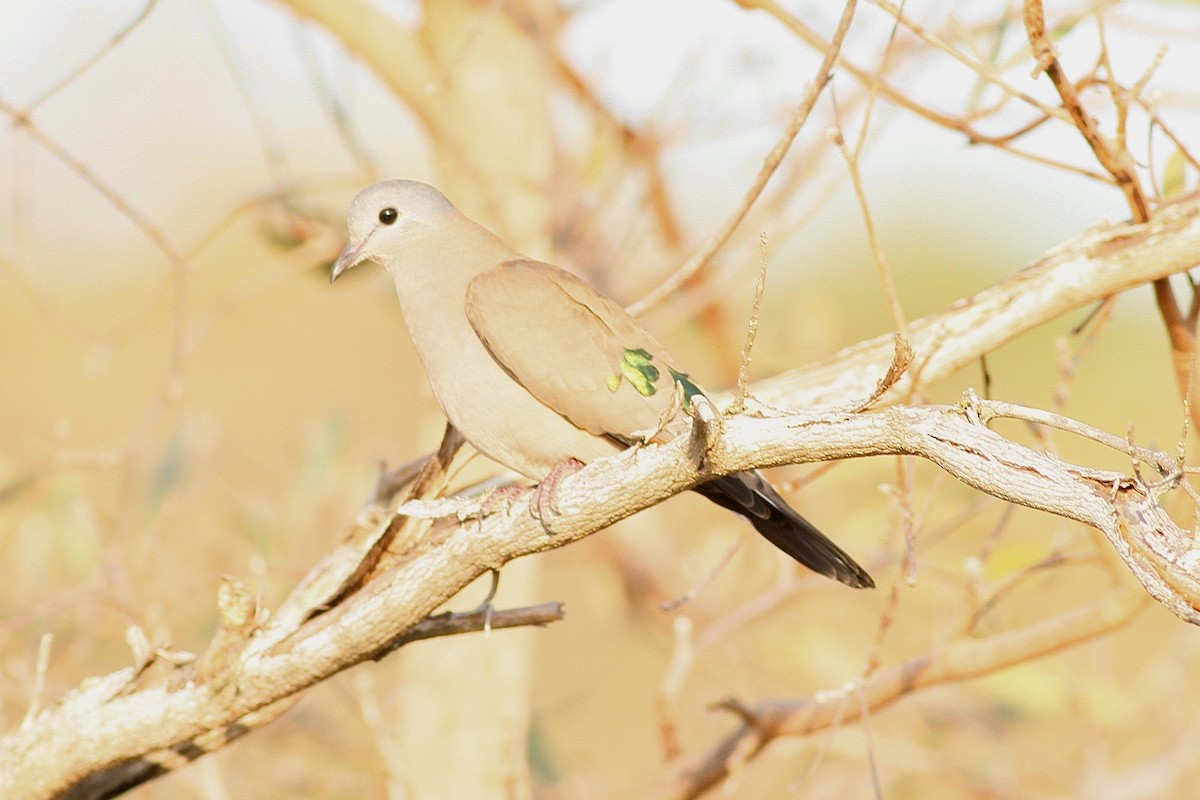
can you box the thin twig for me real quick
[729,233,771,415]
[983,395,1178,478]
[24,1,158,113]
[742,0,1114,184]
[1023,0,1198,427]
[656,616,695,762]
[662,585,1147,799]
[0,97,192,399]
[20,634,52,732]
[628,0,859,316]
[829,122,909,339]
[660,537,744,614]
[369,601,565,661]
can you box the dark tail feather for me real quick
[693,471,874,589]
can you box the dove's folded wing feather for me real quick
[465,260,697,441]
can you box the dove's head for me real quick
[330,180,455,282]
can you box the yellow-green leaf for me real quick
[1163,148,1188,199]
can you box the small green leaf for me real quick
[606,373,622,392]
[1163,148,1188,199]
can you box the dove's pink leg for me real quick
[479,483,534,516]
[533,458,585,526]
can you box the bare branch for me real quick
[1022,0,1198,421]
[24,1,158,113]
[751,195,1200,410]
[729,233,771,415]
[661,583,1147,799]
[6,375,1200,798]
[628,0,858,316]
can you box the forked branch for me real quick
[4,379,1198,799]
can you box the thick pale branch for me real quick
[753,195,1200,407]
[4,388,1197,798]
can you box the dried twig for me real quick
[1023,0,1198,423]
[628,0,859,316]
[728,233,771,415]
[661,583,1147,799]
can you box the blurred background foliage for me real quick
[2,0,1200,797]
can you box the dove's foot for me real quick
[480,483,533,517]
[532,458,585,531]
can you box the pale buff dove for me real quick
[331,180,873,588]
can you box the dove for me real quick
[331,180,873,588]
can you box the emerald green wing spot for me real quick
[668,367,703,412]
[606,349,700,408]
[619,348,660,397]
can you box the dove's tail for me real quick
[693,472,874,589]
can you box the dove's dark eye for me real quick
[379,207,398,225]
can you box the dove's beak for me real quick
[330,240,365,283]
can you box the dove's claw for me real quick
[531,458,585,532]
